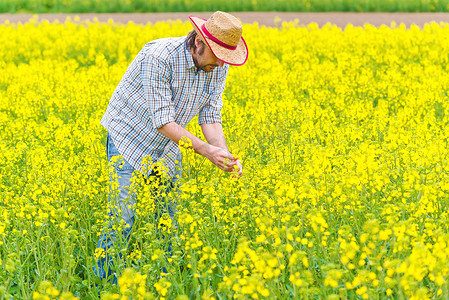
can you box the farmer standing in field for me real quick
[94,11,247,284]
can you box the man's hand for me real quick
[206,145,239,172]
[200,123,242,177]
[158,122,242,177]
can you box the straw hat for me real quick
[189,11,248,66]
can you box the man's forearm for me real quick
[200,123,230,153]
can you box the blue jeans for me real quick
[93,133,181,284]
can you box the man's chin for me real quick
[201,65,216,73]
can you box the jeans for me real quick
[93,133,181,284]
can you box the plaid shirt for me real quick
[100,36,229,177]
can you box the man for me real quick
[94,11,248,283]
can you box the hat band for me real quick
[201,24,237,50]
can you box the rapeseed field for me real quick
[1,18,449,299]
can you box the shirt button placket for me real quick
[190,73,196,100]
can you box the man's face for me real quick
[192,36,224,73]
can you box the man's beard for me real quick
[193,43,217,73]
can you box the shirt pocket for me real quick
[170,73,187,98]
[200,84,218,106]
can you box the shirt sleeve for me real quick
[141,54,175,130]
[198,68,228,125]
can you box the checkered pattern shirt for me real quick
[100,36,229,177]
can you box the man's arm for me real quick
[157,122,238,173]
[200,122,229,152]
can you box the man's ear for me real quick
[195,35,204,46]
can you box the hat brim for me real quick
[189,15,248,66]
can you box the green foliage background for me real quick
[1,0,449,13]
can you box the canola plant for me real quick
[0,18,449,299]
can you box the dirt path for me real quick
[2,12,449,27]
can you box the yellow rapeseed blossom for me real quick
[1,18,449,299]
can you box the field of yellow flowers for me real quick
[1,17,449,299]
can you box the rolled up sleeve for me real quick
[198,93,223,125]
[142,55,175,129]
